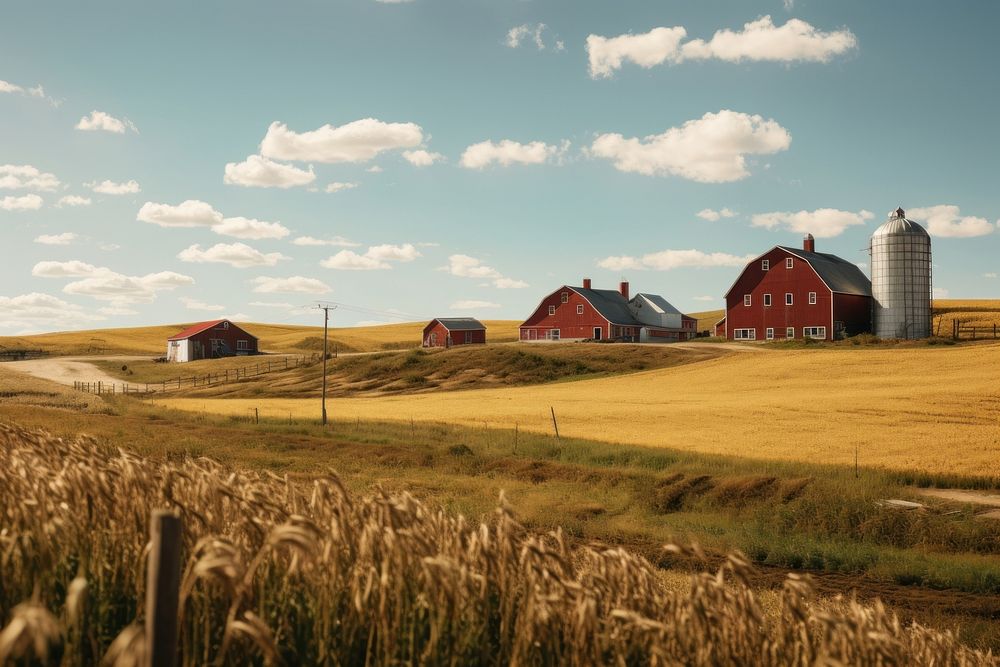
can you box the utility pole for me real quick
[317,303,337,425]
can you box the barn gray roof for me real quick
[634,293,682,315]
[434,318,486,331]
[778,247,872,296]
[569,287,642,325]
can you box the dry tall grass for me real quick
[0,423,993,665]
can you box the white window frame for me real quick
[765,328,774,340]
[786,257,794,269]
[744,294,752,307]
[803,326,827,340]
[786,327,795,339]
[549,329,561,340]
[577,304,584,315]
[561,292,569,303]
[762,259,769,271]
[733,328,756,340]
[808,291,817,305]
[763,293,772,307]
[237,340,250,351]
[548,305,556,316]
[785,293,793,306]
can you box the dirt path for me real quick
[3,356,139,387]
[916,488,1000,519]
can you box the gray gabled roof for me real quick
[777,247,872,296]
[633,293,682,316]
[568,287,639,325]
[433,318,486,331]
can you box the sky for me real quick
[2,0,998,333]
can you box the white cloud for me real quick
[443,254,526,288]
[0,80,25,94]
[751,208,873,238]
[260,119,424,163]
[507,23,558,50]
[97,305,138,316]
[460,139,564,169]
[57,195,91,207]
[137,200,224,228]
[598,249,753,271]
[39,264,195,304]
[320,243,420,270]
[907,205,995,239]
[251,276,331,294]
[248,301,294,308]
[0,164,60,191]
[180,296,225,312]
[292,235,360,247]
[586,17,856,78]
[493,277,529,289]
[0,194,43,211]
[34,233,78,245]
[0,80,59,107]
[178,242,289,268]
[0,293,102,331]
[697,207,737,221]
[451,300,501,310]
[76,110,137,134]
[366,243,420,262]
[984,272,998,279]
[325,181,359,193]
[224,155,316,189]
[933,287,949,299]
[402,149,444,166]
[591,110,791,183]
[87,179,140,195]
[212,217,290,240]
[693,295,717,301]
[32,260,99,277]
[367,165,383,173]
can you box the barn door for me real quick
[593,327,602,340]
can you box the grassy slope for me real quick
[163,341,1000,477]
[689,308,725,331]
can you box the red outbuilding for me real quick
[422,318,487,348]
[519,279,697,342]
[166,319,259,362]
[723,235,872,342]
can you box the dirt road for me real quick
[3,356,138,387]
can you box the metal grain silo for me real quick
[870,207,932,339]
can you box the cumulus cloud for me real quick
[0,80,59,107]
[292,236,360,247]
[260,119,424,163]
[57,195,91,207]
[138,200,224,228]
[211,217,290,240]
[76,110,137,134]
[587,17,856,78]
[34,233,78,245]
[0,194,43,211]
[494,277,529,289]
[0,292,102,331]
[590,110,791,183]
[460,140,564,169]
[0,164,60,191]
[984,272,998,279]
[178,242,289,268]
[87,179,140,195]
[32,260,99,277]
[693,295,717,301]
[751,208,873,238]
[451,300,501,310]
[402,149,444,166]
[325,181,358,194]
[907,205,995,238]
[506,23,562,51]
[32,261,194,305]
[251,276,331,294]
[598,249,753,271]
[224,154,316,189]
[180,296,225,312]
[697,207,736,221]
[442,254,528,288]
[320,243,420,270]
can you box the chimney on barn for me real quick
[803,233,815,253]
[583,277,592,289]
[619,281,630,300]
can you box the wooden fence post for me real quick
[550,406,560,440]
[145,510,182,667]
[255,407,259,424]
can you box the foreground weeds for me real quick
[0,423,994,665]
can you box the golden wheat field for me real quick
[162,342,1000,476]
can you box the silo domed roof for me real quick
[873,207,930,237]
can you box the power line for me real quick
[316,303,337,426]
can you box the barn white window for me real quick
[763,293,772,307]
[786,327,795,339]
[762,259,769,271]
[547,329,561,340]
[786,257,794,269]
[803,326,827,339]
[733,328,756,340]
[785,293,793,305]
[766,328,774,340]
[237,340,249,351]
[561,292,569,303]
[808,291,817,305]
[548,305,556,315]
[577,304,584,314]
[743,294,751,307]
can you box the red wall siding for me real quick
[520,287,612,340]
[833,293,872,337]
[726,248,834,340]
[422,322,486,347]
[423,321,449,347]
[187,322,258,357]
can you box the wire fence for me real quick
[73,353,323,396]
[936,319,1000,341]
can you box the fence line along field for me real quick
[162,341,1000,476]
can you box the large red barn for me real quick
[422,318,487,348]
[723,235,871,342]
[519,279,696,342]
[166,319,259,362]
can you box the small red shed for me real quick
[422,318,487,348]
[166,319,259,362]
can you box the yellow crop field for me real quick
[162,342,1000,476]
[689,309,724,332]
[932,300,1000,336]
[0,319,522,356]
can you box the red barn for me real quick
[166,319,259,362]
[723,235,871,342]
[422,318,487,348]
[519,279,697,342]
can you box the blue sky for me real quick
[2,0,998,332]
